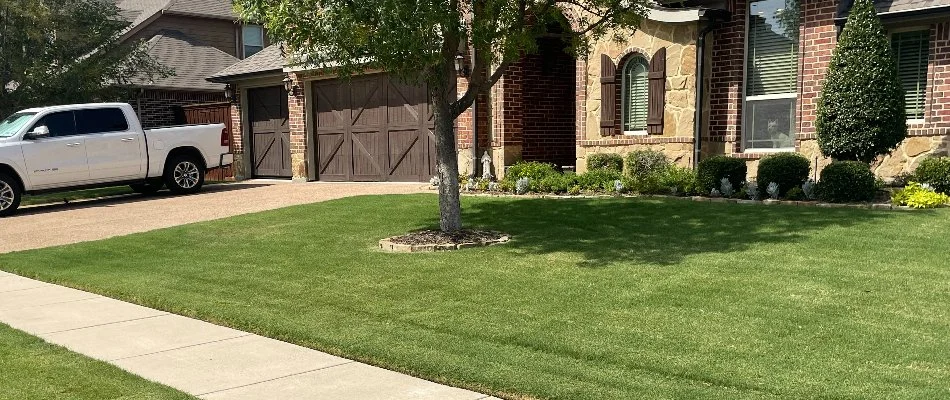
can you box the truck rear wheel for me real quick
[0,173,22,217]
[164,155,205,195]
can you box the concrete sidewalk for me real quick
[0,271,496,400]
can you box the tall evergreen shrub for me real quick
[816,0,906,163]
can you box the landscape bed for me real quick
[2,194,949,399]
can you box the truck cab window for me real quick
[32,111,76,137]
[76,108,129,134]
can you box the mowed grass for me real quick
[2,194,949,399]
[0,323,193,400]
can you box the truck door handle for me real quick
[121,138,136,142]
[66,142,81,147]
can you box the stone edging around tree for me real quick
[458,192,913,210]
[379,233,511,253]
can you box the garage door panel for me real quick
[313,73,434,182]
[249,86,292,178]
[317,132,348,181]
[351,130,385,180]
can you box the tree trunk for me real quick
[430,74,463,232]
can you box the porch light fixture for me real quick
[283,76,301,96]
[224,84,236,103]
[455,53,471,78]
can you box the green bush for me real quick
[817,161,877,203]
[587,153,624,174]
[912,157,950,194]
[785,186,806,201]
[535,173,575,194]
[697,156,747,194]
[757,153,811,197]
[816,0,906,162]
[577,169,622,192]
[625,150,670,181]
[660,166,697,196]
[506,161,559,181]
[891,182,950,208]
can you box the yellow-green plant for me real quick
[891,182,950,209]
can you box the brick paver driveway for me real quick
[0,181,428,254]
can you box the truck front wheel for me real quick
[0,173,22,217]
[164,155,205,195]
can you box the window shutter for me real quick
[893,30,929,120]
[600,54,617,136]
[647,48,666,134]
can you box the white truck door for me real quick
[79,108,144,181]
[20,111,91,189]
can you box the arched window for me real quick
[622,56,649,133]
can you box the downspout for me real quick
[692,21,720,170]
[470,44,479,179]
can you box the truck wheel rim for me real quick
[0,181,13,211]
[173,162,200,189]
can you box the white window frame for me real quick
[242,24,265,58]
[890,26,930,125]
[620,56,649,136]
[741,0,800,153]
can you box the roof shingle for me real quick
[208,44,286,81]
[136,30,240,91]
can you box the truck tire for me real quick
[164,155,205,195]
[0,173,22,217]
[130,181,163,195]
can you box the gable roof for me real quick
[208,44,286,82]
[114,0,238,39]
[135,30,240,91]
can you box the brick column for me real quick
[229,90,246,179]
[287,72,308,181]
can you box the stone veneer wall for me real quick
[577,19,699,172]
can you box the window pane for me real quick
[747,0,800,96]
[0,112,36,138]
[75,108,129,135]
[892,30,929,120]
[34,112,76,137]
[622,57,649,131]
[744,98,795,149]
[244,45,264,58]
[243,25,264,58]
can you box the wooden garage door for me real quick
[248,86,291,178]
[313,74,435,182]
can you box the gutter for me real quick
[692,9,730,170]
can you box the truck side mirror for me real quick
[26,125,50,139]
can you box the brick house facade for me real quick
[210,0,950,183]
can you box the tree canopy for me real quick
[0,0,168,117]
[236,0,649,231]
[816,0,906,163]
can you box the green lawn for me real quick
[0,323,193,400]
[2,195,949,399]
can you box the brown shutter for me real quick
[600,54,617,136]
[647,47,666,135]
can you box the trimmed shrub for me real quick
[697,156,747,193]
[816,0,906,162]
[577,169,622,192]
[817,161,877,203]
[625,150,670,181]
[587,153,624,174]
[757,153,811,197]
[912,157,950,194]
[506,161,559,181]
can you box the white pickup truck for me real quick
[0,103,233,216]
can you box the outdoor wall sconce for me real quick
[283,76,301,96]
[455,53,471,78]
[224,84,236,103]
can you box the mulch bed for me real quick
[388,229,506,245]
[380,229,510,252]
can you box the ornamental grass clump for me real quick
[745,181,759,200]
[766,182,780,200]
[625,150,670,181]
[515,177,530,195]
[587,153,624,174]
[720,178,734,198]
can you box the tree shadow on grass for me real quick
[460,197,898,267]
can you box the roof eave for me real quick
[207,68,285,83]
